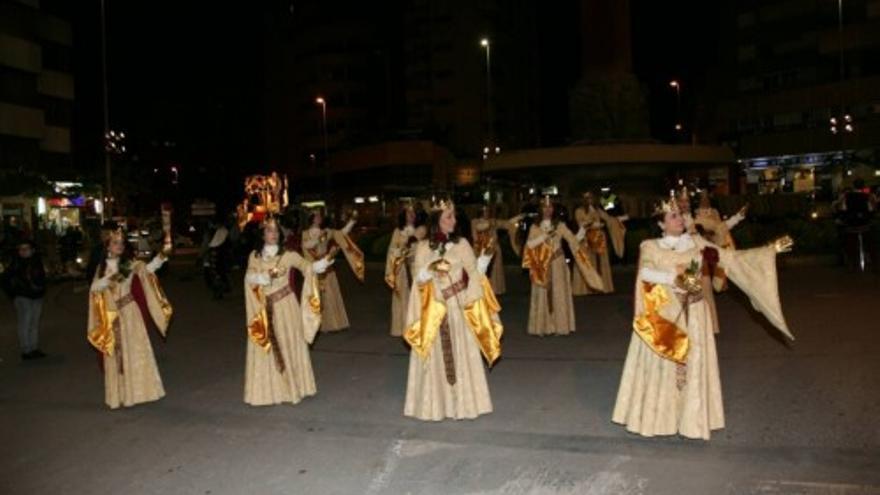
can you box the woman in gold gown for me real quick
[403,198,503,421]
[571,191,627,295]
[87,229,172,409]
[301,209,364,332]
[522,196,605,336]
[469,205,522,295]
[385,204,427,336]
[612,197,793,440]
[243,217,331,406]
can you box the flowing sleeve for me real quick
[244,252,271,351]
[384,229,401,290]
[711,239,793,340]
[560,224,605,292]
[133,261,173,337]
[522,225,551,285]
[331,228,365,282]
[503,215,523,257]
[600,208,626,258]
[458,239,504,366]
[86,270,116,355]
[403,241,446,359]
[631,241,690,364]
[284,251,322,344]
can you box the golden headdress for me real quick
[654,189,681,217]
[430,195,455,212]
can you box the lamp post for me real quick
[100,0,113,216]
[315,96,331,207]
[669,80,682,133]
[480,37,494,154]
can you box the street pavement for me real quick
[1,258,879,494]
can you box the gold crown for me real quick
[654,190,681,216]
[430,196,455,212]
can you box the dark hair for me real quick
[306,210,328,230]
[253,223,286,258]
[427,208,462,250]
[397,208,413,230]
[97,238,135,278]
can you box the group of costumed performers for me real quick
[83,184,796,442]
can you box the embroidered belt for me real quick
[265,284,294,374]
[441,278,468,300]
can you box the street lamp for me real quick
[480,37,494,154]
[100,0,113,215]
[315,96,331,205]
[669,80,682,133]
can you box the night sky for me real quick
[70,1,721,188]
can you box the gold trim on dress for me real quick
[633,282,690,364]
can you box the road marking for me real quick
[751,480,880,494]
[365,438,404,495]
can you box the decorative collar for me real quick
[262,244,279,257]
[658,233,695,252]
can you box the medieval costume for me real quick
[523,198,606,336]
[87,232,172,409]
[302,212,365,332]
[243,218,331,406]
[572,192,627,295]
[403,199,503,421]
[470,208,522,295]
[385,208,427,336]
[612,196,793,440]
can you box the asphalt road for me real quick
[1,259,879,494]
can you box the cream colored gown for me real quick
[612,234,792,440]
[572,205,625,295]
[403,238,503,421]
[302,223,364,332]
[470,216,520,295]
[243,247,322,406]
[385,225,426,336]
[87,258,173,409]
[523,221,605,336]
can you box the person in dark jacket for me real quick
[2,240,47,359]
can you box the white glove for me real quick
[575,226,586,242]
[477,253,493,275]
[90,276,112,292]
[341,219,356,235]
[416,267,433,283]
[313,258,334,274]
[245,273,271,286]
[146,255,166,273]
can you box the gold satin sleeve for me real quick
[403,280,448,359]
[247,286,272,351]
[463,277,504,366]
[522,242,553,286]
[333,230,365,282]
[633,282,689,364]
[87,291,117,355]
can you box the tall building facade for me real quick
[711,0,880,193]
[0,0,74,181]
[263,0,542,177]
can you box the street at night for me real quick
[2,261,879,494]
[3,1,880,493]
